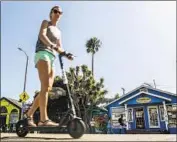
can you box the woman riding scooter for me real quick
[26,5,73,127]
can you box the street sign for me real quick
[19,92,29,102]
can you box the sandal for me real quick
[38,119,59,127]
[26,116,37,127]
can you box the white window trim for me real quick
[159,105,165,121]
[128,108,133,122]
[147,106,160,128]
[111,106,124,109]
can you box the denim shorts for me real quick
[34,50,55,68]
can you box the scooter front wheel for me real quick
[67,118,86,139]
[16,119,28,137]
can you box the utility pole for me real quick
[121,88,125,95]
[18,47,29,119]
[153,79,156,88]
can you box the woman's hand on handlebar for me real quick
[63,51,74,60]
[66,53,74,60]
[51,45,74,60]
[60,51,74,60]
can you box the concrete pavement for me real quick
[1,133,176,141]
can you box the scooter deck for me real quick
[28,125,67,131]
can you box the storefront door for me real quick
[134,107,145,129]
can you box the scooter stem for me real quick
[58,54,76,118]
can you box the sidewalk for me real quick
[1,133,176,141]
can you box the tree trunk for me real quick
[82,105,90,133]
[92,53,94,76]
[87,105,94,133]
[74,100,81,117]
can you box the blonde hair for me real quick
[49,6,60,20]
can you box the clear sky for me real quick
[1,1,176,102]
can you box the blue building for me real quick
[105,84,177,134]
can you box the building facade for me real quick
[0,97,22,131]
[106,85,177,134]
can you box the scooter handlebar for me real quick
[59,51,76,59]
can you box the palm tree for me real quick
[86,37,102,76]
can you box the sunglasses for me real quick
[53,9,63,15]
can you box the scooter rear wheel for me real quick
[67,118,86,139]
[16,119,28,137]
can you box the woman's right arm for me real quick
[39,20,55,48]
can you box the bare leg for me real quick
[36,60,50,122]
[26,63,56,126]
[26,94,40,117]
[25,92,40,126]
[37,60,58,126]
[44,67,55,119]
[49,67,55,92]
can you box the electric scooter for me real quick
[16,52,86,139]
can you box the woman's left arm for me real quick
[56,37,65,54]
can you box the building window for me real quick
[172,104,177,111]
[111,107,125,126]
[167,104,177,128]
[148,106,160,128]
[10,109,19,124]
[128,108,133,122]
[0,106,8,113]
[159,106,165,121]
[10,113,19,124]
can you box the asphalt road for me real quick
[1,133,176,141]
